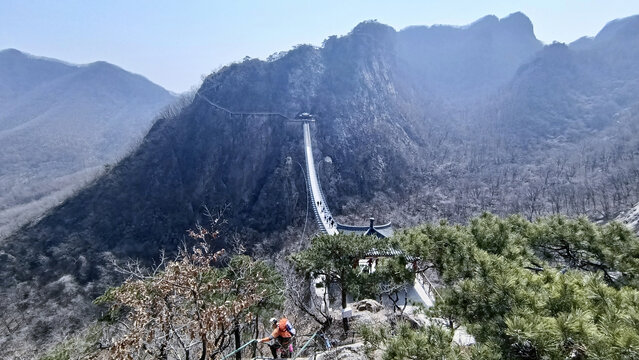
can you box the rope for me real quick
[221,339,257,360]
[195,92,292,120]
[292,331,319,359]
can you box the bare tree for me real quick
[95,218,273,360]
[283,266,333,333]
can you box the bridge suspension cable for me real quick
[196,91,292,120]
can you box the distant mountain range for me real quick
[2,12,639,357]
[0,49,175,239]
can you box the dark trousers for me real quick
[268,338,292,358]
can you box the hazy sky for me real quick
[2,0,639,93]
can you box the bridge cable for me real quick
[196,91,316,239]
[195,29,384,122]
[195,92,292,120]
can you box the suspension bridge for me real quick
[194,93,459,358]
[299,112,393,237]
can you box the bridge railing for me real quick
[315,173,337,230]
[306,163,329,234]
[303,122,338,235]
[335,222,393,231]
[416,272,443,302]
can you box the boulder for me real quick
[315,342,369,360]
[354,299,383,313]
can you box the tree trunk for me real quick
[199,334,207,360]
[252,315,259,358]
[234,323,241,360]
[341,287,349,332]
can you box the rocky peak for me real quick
[464,12,536,41]
[467,14,499,30]
[0,48,76,101]
[351,20,396,37]
[86,60,118,70]
[516,42,574,76]
[499,11,537,40]
[539,42,572,60]
[0,48,25,58]
[595,14,639,43]
[569,36,595,50]
[396,12,542,101]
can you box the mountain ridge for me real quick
[0,49,176,240]
[396,12,543,102]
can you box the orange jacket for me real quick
[260,326,292,343]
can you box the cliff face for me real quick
[617,202,639,234]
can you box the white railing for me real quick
[303,122,338,235]
[415,272,442,306]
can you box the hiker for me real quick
[257,317,296,358]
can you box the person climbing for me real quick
[257,317,296,358]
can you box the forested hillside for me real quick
[0,49,175,239]
[40,214,639,359]
[367,214,639,359]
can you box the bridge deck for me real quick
[301,121,440,313]
[303,122,338,235]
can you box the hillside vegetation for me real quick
[391,213,639,359]
[40,214,639,359]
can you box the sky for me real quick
[2,0,639,93]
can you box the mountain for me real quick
[501,14,639,139]
[2,13,639,357]
[0,49,176,239]
[396,11,542,102]
[0,49,75,107]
